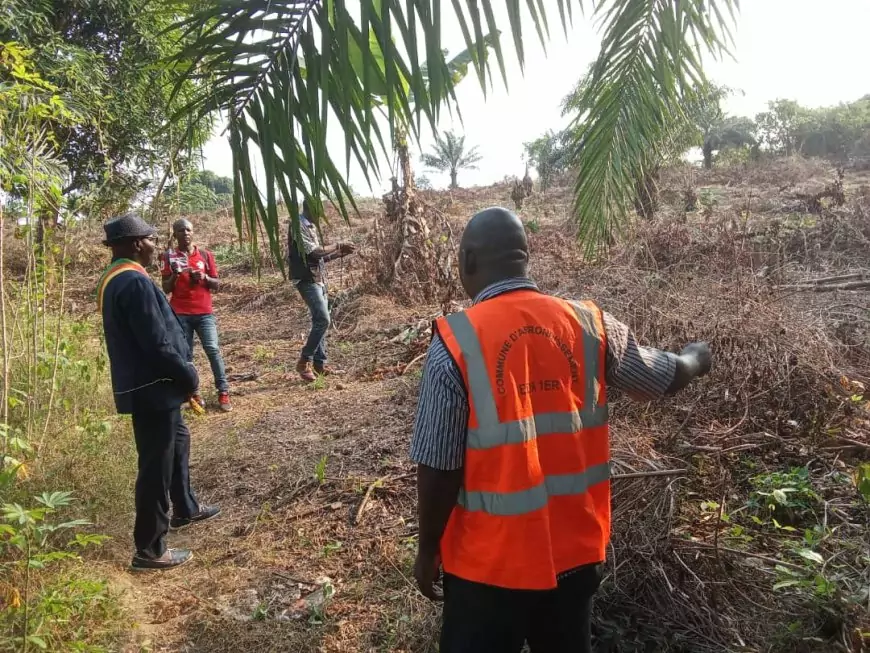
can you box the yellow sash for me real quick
[96,259,148,312]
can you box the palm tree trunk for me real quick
[450,170,458,189]
[703,143,714,169]
[633,166,660,220]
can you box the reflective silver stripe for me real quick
[457,463,612,516]
[546,462,611,496]
[569,301,604,413]
[449,301,607,450]
[467,407,608,450]
[445,312,500,430]
[458,481,549,516]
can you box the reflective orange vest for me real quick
[435,290,610,590]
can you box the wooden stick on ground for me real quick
[675,541,805,571]
[354,472,415,525]
[778,280,870,292]
[612,468,687,480]
[401,351,428,375]
[836,435,870,451]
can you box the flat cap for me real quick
[102,213,156,245]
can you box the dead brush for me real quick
[535,207,870,651]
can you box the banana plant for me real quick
[171,0,738,265]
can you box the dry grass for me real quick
[17,158,869,652]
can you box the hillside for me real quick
[10,158,870,652]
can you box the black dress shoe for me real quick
[130,548,192,571]
[170,505,221,530]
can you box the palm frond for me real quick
[172,0,737,266]
[566,0,737,253]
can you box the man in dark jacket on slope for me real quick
[98,213,220,570]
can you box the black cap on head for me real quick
[102,213,156,245]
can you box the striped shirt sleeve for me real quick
[602,312,676,400]
[409,309,678,471]
[409,335,469,471]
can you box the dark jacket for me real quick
[101,269,198,414]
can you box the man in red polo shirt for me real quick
[160,219,231,412]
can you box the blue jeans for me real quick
[296,281,329,364]
[177,314,229,393]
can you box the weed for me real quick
[855,463,870,503]
[307,375,327,391]
[525,217,541,234]
[320,541,343,557]
[748,467,820,526]
[252,602,269,621]
[253,345,273,362]
[212,243,251,267]
[0,492,116,651]
[308,580,335,626]
[314,455,328,484]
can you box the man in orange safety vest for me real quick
[410,207,712,652]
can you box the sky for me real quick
[201,0,870,195]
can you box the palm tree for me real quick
[421,131,481,189]
[172,1,738,263]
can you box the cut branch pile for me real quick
[555,198,870,651]
[368,182,461,309]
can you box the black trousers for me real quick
[131,408,199,558]
[440,563,603,653]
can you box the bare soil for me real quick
[64,162,870,652]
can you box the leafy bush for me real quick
[0,492,118,651]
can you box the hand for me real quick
[413,549,443,601]
[190,269,205,282]
[338,242,356,255]
[184,362,200,394]
[680,342,712,377]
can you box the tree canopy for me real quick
[0,0,212,218]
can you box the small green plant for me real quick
[212,243,251,267]
[855,463,870,503]
[308,580,335,626]
[253,345,273,363]
[525,217,541,234]
[321,540,343,557]
[307,374,327,391]
[252,602,269,621]
[698,187,719,220]
[314,455,328,484]
[748,467,820,526]
[0,492,109,651]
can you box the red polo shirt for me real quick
[159,246,217,315]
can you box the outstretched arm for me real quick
[603,312,711,400]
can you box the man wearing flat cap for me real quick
[98,213,220,571]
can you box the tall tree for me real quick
[702,116,756,168]
[421,131,481,189]
[672,85,756,169]
[172,0,738,260]
[0,0,212,218]
[523,130,571,190]
[755,99,802,157]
